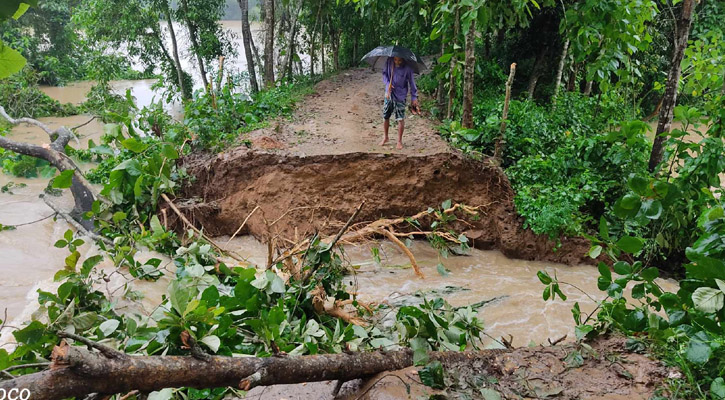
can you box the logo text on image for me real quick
[0,388,32,400]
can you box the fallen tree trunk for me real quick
[0,106,98,230]
[0,340,504,400]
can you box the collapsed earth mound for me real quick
[170,149,591,265]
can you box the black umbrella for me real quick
[361,45,426,74]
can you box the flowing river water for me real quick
[0,20,678,352]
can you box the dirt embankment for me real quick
[171,149,592,265]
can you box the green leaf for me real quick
[711,377,725,400]
[588,245,602,259]
[81,255,104,277]
[121,137,149,153]
[147,388,173,400]
[161,144,179,160]
[52,170,75,189]
[707,206,724,221]
[436,263,450,276]
[72,312,99,331]
[537,270,552,285]
[269,272,286,294]
[613,261,632,275]
[65,250,80,271]
[441,199,452,210]
[574,324,593,340]
[112,211,127,223]
[692,287,724,313]
[616,236,644,253]
[685,338,712,364]
[640,267,659,282]
[57,281,74,301]
[628,175,649,195]
[150,215,164,234]
[200,335,221,353]
[0,0,28,18]
[169,281,191,315]
[54,239,68,248]
[0,41,26,79]
[543,285,551,301]
[99,319,120,337]
[641,199,663,219]
[620,193,641,210]
[13,321,46,345]
[12,3,29,19]
[438,53,453,63]
[598,216,609,240]
[419,361,445,389]
[598,263,612,281]
[112,159,142,176]
[410,337,429,366]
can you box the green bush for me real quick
[441,92,642,238]
[0,68,77,118]
[185,80,313,151]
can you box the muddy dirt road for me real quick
[246,67,450,155]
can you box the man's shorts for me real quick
[382,98,406,121]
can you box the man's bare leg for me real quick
[396,119,405,150]
[380,118,390,145]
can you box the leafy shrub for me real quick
[540,106,725,398]
[185,80,313,151]
[441,92,640,237]
[0,68,77,118]
[80,83,138,121]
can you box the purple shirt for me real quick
[382,58,418,102]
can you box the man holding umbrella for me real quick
[362,46,425,150]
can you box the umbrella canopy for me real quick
[361,45,426,74]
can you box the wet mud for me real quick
[172,150,593,265]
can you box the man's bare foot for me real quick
[380,137,389,146]
[396,142,403,150]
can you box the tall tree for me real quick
[461,14,476,129]
[551,39,569,106]
[527,45,548,99]
[648,0,695,172]
[162,0,190,100]
[238,0,259,93]
[446,4,460,120]
[263,0,276,87]
[179,0,210,91]
[74,0,192,99]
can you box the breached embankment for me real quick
[168,149,592,265]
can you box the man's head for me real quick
[393,57,404,67]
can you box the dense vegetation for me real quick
[1,0,725,398]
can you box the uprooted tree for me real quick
[0,334,506,400]
[0,106,96,230]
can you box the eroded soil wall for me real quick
[172,150,591,265]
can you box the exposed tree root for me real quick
[275,203,477,279]
[378,227,424,278]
